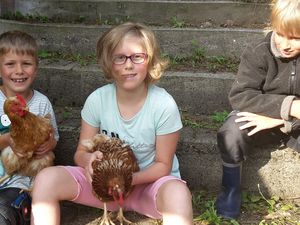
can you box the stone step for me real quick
[33,59,235,115]
[55,106,300,199]
[0,19,265,57]
[60,202,159,225]
[2,0,270,28]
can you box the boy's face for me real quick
[0,51,37,98]
[274,31,300,58]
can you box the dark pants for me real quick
[217,111,300,164]
[0,188,30,225]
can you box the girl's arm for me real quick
[132,130,180,185]
[74,120,102,183]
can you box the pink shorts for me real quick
[62,166,185,219]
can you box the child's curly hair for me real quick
[271,0,300,36]
[96,22,169,85]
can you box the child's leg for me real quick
[216,111,288,218]
[217,111,252,164]
[31,166,79,225]
[126,176,193,225]
[216,112,251,219]
[156,179,193,225]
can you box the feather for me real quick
[1,95,54,177]
[83,133,139,224]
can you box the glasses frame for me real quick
[112,53,148,65]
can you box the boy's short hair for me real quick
[96,22,169,85]
[0,30,38,64]
[271,0,300,36]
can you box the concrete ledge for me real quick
[0,19,265,57]
[60,202,158,225]
[55,107,300,199]
[7,0,270,27]
[34,61,235,114]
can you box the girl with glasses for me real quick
[30,22,193,225]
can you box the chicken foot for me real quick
[99,203,116,225]
[116,207,132,225]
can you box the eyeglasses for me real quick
[112,53,148,65]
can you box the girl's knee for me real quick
[157,179,193,224]
[33,166,79,202]
[32,167,68,198]
[157,180,192,205]
[34,167,58,186]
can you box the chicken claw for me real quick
[116,207,132,225]
[98,203,116,225]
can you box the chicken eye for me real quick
[1,114,11,126]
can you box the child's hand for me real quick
[85,151,103,184]
[6,135,27,157]
[235,112,284,136]
[34,133,57,159]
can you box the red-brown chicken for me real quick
[83,133,139,225]
[1,94,55,178]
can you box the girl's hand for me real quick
[235,112,284,136]
[34,132,57,159]
[85,151,103,184]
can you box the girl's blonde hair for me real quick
[0,30,38,64]
[271,0,300,36]
[96,22,169,85]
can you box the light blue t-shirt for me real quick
[0,90,59,190]
[81,83,183,178]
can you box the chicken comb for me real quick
[16,94,27,107]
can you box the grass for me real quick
[2,11,241,73]
[181,110,229,130]
[164,41,239,73]
[1,11,50,23]
[192,190,300,225]
[0,10,267,29]
[38,50,97,66]
[38,46,239,73]
[171,16,186,28]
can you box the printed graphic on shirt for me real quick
[0,114,11,134]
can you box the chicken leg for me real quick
[116,207,132,225]
[99,203,116,225]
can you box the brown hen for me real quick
[1,94,54,179]
[83,133,139,225]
